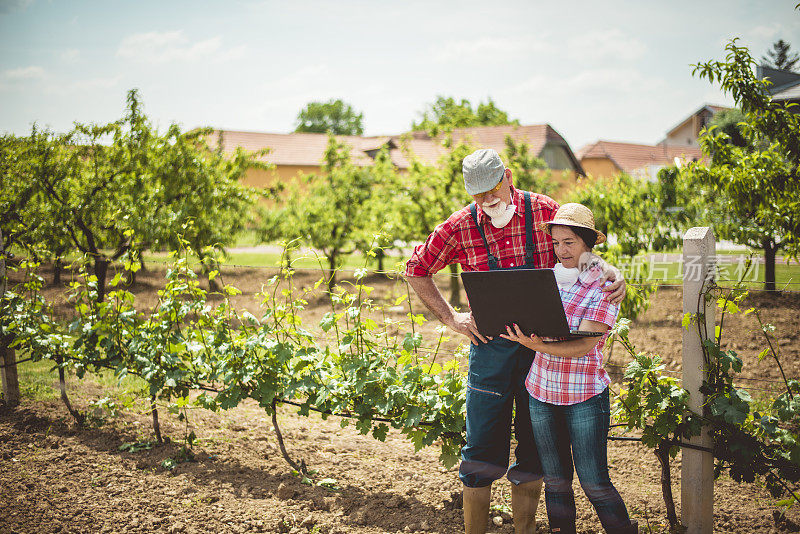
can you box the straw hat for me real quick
[541,203,606,245]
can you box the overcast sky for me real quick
[1,0,799,151]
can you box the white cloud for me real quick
[3,65,45,80]
[116,30,245,64]
[508,67,664,101]
[258,64,333,97]
[746,24,781,42]
[59,49,80,63]
[433,36,551,63]
[214,44,247,62]
[66,75,121,92]
[36,75,121,96]
[566,29,646,61]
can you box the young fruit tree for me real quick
[394,136,474,306]
[2,90,265,299]
[686,39,800,290]
[287,135,376,290]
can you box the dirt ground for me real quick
[2,262,800,533]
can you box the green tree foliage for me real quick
[0,129,72,279]
[761,39,799,72]
[294,99,364,135]
[154,127,266,287]
[353,148,404,273]
[688,40,800,290]
[257,142,403,277]
[567,170,698,257]
[566,168,702,319]
[289,136,375,289]
[0,90,265,300]
[707,108,748,148]
[27,117,140,302]
[412,96,518,136]
[2,254,468,468]
[394,136,475,305]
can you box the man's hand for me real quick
[579,252,626,305]
[406,276,494,345]
[447,311,492,345]
[599,265,626,305]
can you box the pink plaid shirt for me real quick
[525,267,618,405]
[404,187,559,275]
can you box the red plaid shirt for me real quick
[404,187,559,275]
[525,268,618,405]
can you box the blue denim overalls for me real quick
[459,191,544,488]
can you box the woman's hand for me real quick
[499,323,545,352]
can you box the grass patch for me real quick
[17,358,59,401]
[14,357,148,403]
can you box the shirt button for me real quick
[506,241,510,245]
[510,263,515,267]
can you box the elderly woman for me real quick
[500,203,638,534]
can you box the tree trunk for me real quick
[1,341,20,407]
[656,440,679,528]
[0,228,19,407]
[762,239,777,291]
[376,249,385,274]
[448,263,461,307]
[271,399,307,475]
[126,267,137,286]
[53,257,63,285]
[56,354,84,425]
[327,251,338,293]
[199,252,220,292]
[151,395,163,444]
[93,256,109,303]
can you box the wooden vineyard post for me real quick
[0,227,21,407]
[681,227,715,533]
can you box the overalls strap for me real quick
[469,191,536,271]
[523,191,535,267]
[470,202,500,270]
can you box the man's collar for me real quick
[476,186,524,225]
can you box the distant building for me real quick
[661,104,731,147]
[207,124,585,191]
[758,65,800,112]
[576,140,704,180]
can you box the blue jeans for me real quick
[529,389,632,533]
[459,338,543,488]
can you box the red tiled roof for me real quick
[207,124,576,171]
[447,124,562,156]
[576,140,705,175]
[204,130,376,167]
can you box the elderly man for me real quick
[404,148,625,534]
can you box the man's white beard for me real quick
[482,200,516,228]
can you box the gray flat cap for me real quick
[463,148,506,195]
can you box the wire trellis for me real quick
[213,261,800,292]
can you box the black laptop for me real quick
[460,268,604,341]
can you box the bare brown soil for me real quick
[2,263,800,533]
